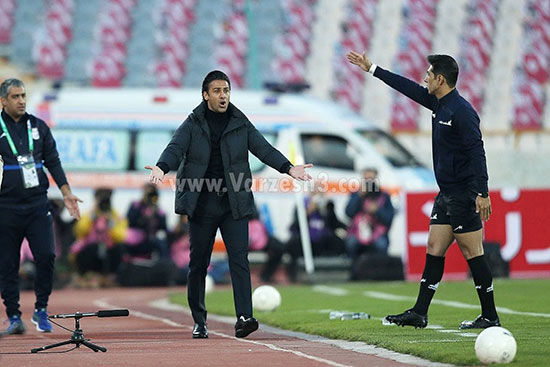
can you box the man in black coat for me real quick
[146,70,312,339]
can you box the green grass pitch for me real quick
[170,278,550,366]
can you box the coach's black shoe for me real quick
[384,309,428,329]
[235,316,259,338]
[192,323,208,338]
[459,315,500,329]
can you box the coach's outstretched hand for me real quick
[289,164,313,181]
[347,51,373,72]
[145,165,165,184]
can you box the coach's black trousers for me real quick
[0,202,55,318]
[188,192,251,325]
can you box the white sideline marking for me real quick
[313,285,350,296]
[458,333,478,337]
[145,298,453,367]
[310,287,476,339]
[364,291,550,317]
[94,299,351,367]
[407,339,466,343]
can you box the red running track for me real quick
[0,287,446,367]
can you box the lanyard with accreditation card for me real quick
[0,114,40,188]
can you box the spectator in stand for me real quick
[69,187,127,285]
[285,183,346,282]
[345,168,395,268]
[169,215,191,285]
[49,197,77,262]
[125,183,169,259]
[248,205,285,283]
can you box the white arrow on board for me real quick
[525,247,550,264]
[500,212,522,261]
[408,200,434,247]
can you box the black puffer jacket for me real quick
[157,101,290,219]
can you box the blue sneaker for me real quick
[6,315,26,335]
[31,308,52,332]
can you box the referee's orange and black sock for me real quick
[412,254,445,315]
[468,255,498,320]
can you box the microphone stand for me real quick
[31,312,107,353]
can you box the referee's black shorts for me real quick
[429,191,482,233]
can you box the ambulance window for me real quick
[359,129,422,168]
[250,132,277,173]
[301,134,354,170]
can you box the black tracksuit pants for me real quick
[188,192,251,325]
[0,202,55,318]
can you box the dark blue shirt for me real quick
[373,66,488,194]
[0,109,68,207]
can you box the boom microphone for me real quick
[49,309,130,319]
[97,309,130,317]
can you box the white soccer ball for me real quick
[475,326,517,364]
[204,275,215,294]
[252,285,281,312]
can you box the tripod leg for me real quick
[81,340,107,352]
[31,340,74,353]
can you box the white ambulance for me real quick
[29,88,436,255]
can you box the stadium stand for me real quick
[359,0,404,130]
[89,0,137,87]
[482,0,525,131]
[183,0,226,87]
[123,0,162,87]
[0,0,15,53]
[333,0,378,112]
[152,0,196,87]
[9,0,46,70]
[456,0,499,115]
[64,0,101,84]
[214,0,248,88]
[244,0,285,87]
[34,0,75,80]
[271,0,317,84]
[389,0,438,132]
[512,0,550,130]
[305,0,347,100]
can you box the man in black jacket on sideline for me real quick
[0,78,82,335]
[347,52,499,330]
[146,70,312,339]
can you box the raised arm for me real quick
[347,51,438,111]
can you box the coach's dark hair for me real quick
[202,70,231,100]
[0,78,25,99]
[427,55,459,88]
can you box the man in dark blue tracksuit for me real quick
[347,52,499,329]
[0,78,82,335]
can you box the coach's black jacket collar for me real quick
[191,101,247,140]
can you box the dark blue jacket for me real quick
[345,191,394,227]
[0,110,68,208]
[373,66,488,194]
